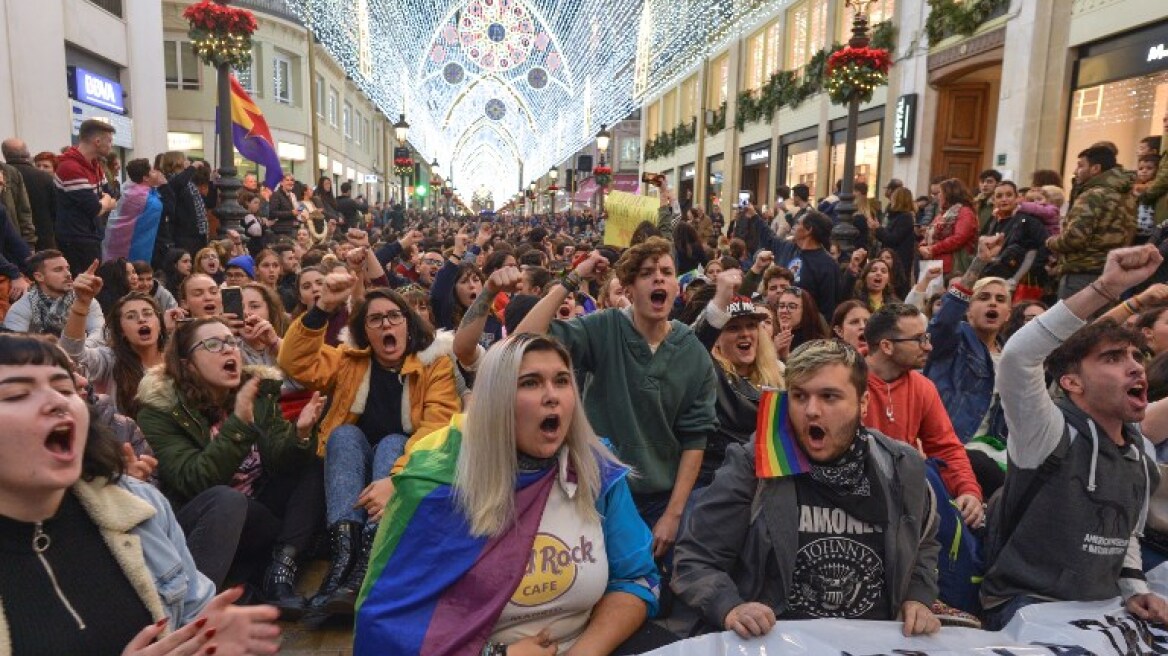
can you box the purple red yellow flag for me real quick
[229,75,284,189]
[755,389,811,478]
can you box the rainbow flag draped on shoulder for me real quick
[755,389,811,479]
[354,417,556,656]
[229,75,283,189]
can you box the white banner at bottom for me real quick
[640,565,1168,655]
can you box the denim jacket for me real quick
[923,288,996,443]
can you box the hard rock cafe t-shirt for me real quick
[491,455,609,652]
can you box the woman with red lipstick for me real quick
[279,273,459,626]
[0,334,282,655]
[137,318,326,620]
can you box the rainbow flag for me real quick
[755,389,811,478]
[354,418,556,656]
[229,75,284,189]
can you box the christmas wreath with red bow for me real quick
[183,0,258,69]
[824,46,892,106]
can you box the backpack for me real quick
[924,458,985,615]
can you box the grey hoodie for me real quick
[982,301,1159,608]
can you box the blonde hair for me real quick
[454,334,623,537]
[1040,185,1065,207]
[712,324,785,389]
[972,276,1009,297]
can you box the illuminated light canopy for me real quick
[289,0,773,201]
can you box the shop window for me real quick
[1074,85,1104,120]
[838,0,895,42]
[273,54,292,104]
[784,139,819,203]
[786,0,828,72]
[1064,71,1168,182]
[328,88,339,128]
[164,40,200,91]
[829,123,883,192]
[343,102,353,140]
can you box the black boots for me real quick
[326,524,376,612]
[261,544,305,620]
[302,521,361,628]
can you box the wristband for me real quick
[1123,299,1141,315]
[559,271,582,293]
[1090,280,1119,304]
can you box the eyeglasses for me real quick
[121,309,157,322]
[366,310,406,327]
[776,303,801,311]
[421,258,444,267]
[886,333,931,346]
[187,335,241,356]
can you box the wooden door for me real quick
[932,83,990,189]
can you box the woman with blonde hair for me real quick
[688,270,784,494]
[355,334,659,656]
[193,246,224,285]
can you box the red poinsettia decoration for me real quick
[183,1,258,36]
[593,165,613,188]
[546,185,560,193]
[393,157,413,168]
[593,165,612,175]
[825,46,892,77]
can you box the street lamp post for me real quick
[596,123,611,216]
[832,0,874,252]
[393,113,409,209]
[212,2,245,234]
[548,166,559,215]
[430,158,439,212]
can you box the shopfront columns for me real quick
[994,0,1071,182]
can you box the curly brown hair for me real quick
[106,292,167,418]
[614,236,673,287]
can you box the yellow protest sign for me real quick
[603,191,659,247]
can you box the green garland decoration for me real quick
[924,0,1010,44]
[643,120,698,161]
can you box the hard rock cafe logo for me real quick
[789,537,883,617]
[510,533,596,607]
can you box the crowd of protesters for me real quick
[4,110,1168,655]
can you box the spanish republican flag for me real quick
[229,75,284,189]
[755,389,811,478]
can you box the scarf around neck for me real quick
[806,430,887,526]
[28,285,77,337]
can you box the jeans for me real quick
[176,463,325,589]
[177,486,248,589]
[325,425,408,526]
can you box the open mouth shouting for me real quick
[203,302,218,316]
[222,357,240,378]
[44,419,77,462]
[1128,381,1149,412]
[137,325,153,341]
[539,413,562,439]
[649,289,669,312]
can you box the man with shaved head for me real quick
[2,138,56,250]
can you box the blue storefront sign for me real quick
[69,66,125,114]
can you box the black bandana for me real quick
[806,431,886,526]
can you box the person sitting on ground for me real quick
[4,249,104,339]
[136,318,326,618]
[864,303,985,519]
[0,333,283,655]
[672,339,940,638]
[278,274,458,626]
[354,334,661,656]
